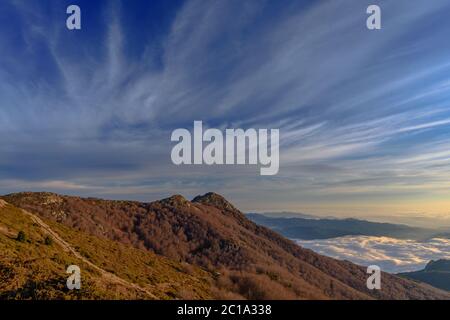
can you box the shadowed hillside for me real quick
[400,260,450,292]
[2,192,449,300]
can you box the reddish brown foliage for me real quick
[3,192,448,300]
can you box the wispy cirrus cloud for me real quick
[1,0,450,219]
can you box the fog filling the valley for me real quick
[295,236,450,273]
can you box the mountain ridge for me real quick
[1,192,449,300]
[400,259,450,292]
[247,213,443,240]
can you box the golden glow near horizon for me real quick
[244,198,450,219]
[3,0,450,232]
[297,201,450,218]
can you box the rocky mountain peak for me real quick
[192,192,236,211]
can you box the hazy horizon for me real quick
[3,189,450,229]
[2,0,450,226]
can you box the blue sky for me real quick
[1,0,450,220]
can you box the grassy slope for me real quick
[2,193,449,300]
[0,203,212,300]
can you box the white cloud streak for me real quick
[1,0,450,216]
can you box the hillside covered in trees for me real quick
[1,192,449,300]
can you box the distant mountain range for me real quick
[250,211,320,219]
[400,260,450,291]
[247,213,447,240]
[1,192,448,300]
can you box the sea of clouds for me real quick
[295,236,450,273]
